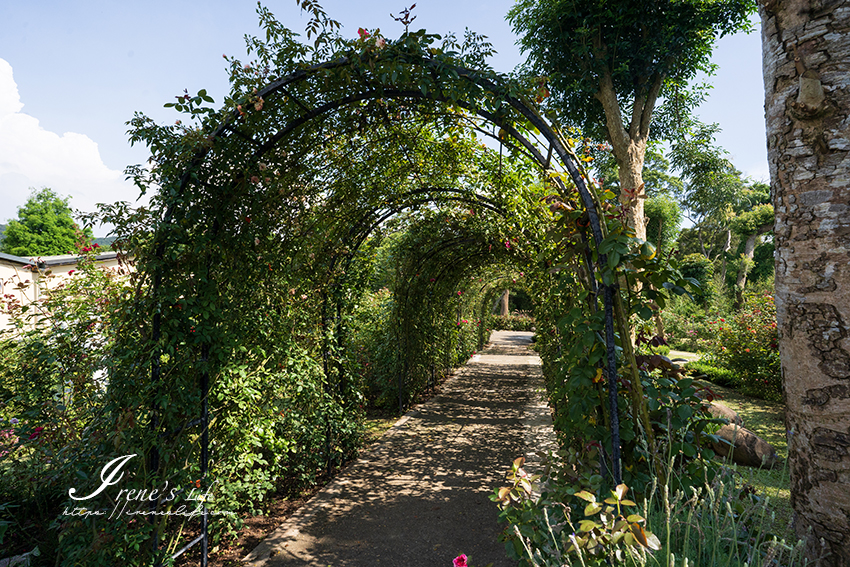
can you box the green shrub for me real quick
[0,249,132,560]
[661,304,716,352]
[488,312,536,332]
[679,253,715,305]
[686,360,736,387]
[349,286,484,411]
[636,341,671,357]
[491,453,804,567]
[750,242,775,284]
[660,286,735,353]
[0,250,366,564]
[348,288,402,410]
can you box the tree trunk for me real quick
[719,227,732,282]
[735,232,758,307]
[762,2,850,564]
[596,70,656,243]
[652,306,665,342]
[615,140,648,241]
[500,289,510,317]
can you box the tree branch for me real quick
[640,72,665,139]
[629,94,645,139]
[595,70,629,152]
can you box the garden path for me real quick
[243,330,555,567]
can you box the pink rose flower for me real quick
[453,555,468,567]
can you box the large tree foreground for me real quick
[761,1,850,564]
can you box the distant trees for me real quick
[0,188,90,256]
[669,124,774,291]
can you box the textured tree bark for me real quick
[762,1,850,564]
[500,289,510,317]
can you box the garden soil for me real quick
[243,330,556,567]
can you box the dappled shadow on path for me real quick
[244,330,551,567]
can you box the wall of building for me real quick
[0,253,123,332]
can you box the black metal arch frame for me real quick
[315,187,509,403]
[390,231,510,411]
[148,48,623,567]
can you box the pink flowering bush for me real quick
[660,303,719,353]
[0,426,18,458]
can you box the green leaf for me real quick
[574,490,596,503]
[579,519,599,532]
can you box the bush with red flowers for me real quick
[710,292,781,401]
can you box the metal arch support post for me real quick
[200,345,210,567]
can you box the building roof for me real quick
[0,251,119,268]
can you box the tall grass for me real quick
[498,443,808,566]
[643,463,806,566]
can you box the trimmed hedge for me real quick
[488,314,536,332]
[686,360,736,388]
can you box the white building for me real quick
[0,251,122,331]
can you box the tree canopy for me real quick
[508,0,754,142]
[508,0,754,240]
[1,188,90,257]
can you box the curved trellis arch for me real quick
[130,28,631,566]
[316,187,511,402]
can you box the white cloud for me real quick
[0,58,138,229]
[0,60,24,116]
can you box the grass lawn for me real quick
[668,349,702,363]
[696,378,793,530]
[362,414,398,445]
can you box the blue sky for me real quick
[0,1,767,233]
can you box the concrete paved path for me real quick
[243,331,555,567]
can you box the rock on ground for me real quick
[708,402,744,427]
[712,424,781,469]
